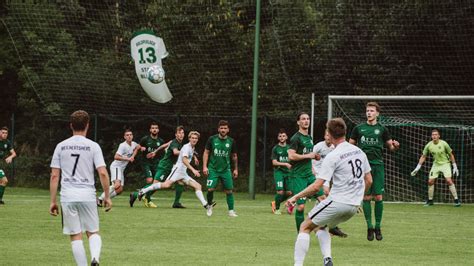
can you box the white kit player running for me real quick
[49,110,112,266]
[98,128,139,206]
[287,118,373,266]
[137,131,215,215]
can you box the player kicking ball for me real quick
[137,131,215,215]
[287,118,372,266]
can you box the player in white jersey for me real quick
[287,118,372,266]
[49,110,112,266]
[137,131,215,216]
[97,128,139,206]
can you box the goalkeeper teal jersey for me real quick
[422,140,452,165]
[271,144,290,174]
[350,123,391,165]
[205,134,237,172]
[289,132,314,179]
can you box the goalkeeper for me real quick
[411,129,461,207]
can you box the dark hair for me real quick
[1,126,8,132]
[297,112,309,121]
[70,110,89,131]
[278,128,287,134]
[124,127,133,134]
[326,118,346,139]
[432,128,440,134]
[218,120,229,127]
[366,102,380,112]
[176,125,184,133]
[150,122,159,128]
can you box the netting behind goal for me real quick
[330,97,474,203]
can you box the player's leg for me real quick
[426,166,439,206]
[294,218,319,266]
[272,172,285,214]
[371,164,385,241]
[173,181,185,208]
[184,177,209,207]
[291,177,307,232]
[99,167,121,206]
[442,164,461,206]
[144,164,159,207]
[206,169,219,207]
[62,202,88,265]
[80,202,101,265]
[0,170,8,204]
[222,170,237,217]
[129,164,153,207]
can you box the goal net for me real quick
[329,96,474,203]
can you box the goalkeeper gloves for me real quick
[411,164,422,176]
[452,163,459,177]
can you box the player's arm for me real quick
[287,178,325,205]
[183,155,200,177]
[449,152,459,176]
[364,172,373,194]
[97,166,112,211]
[202,149,210,175]
[5,148,16,164]
[272,159,291,168]
[231,152,238,179]
[288,149,316,161]
[386,139,400,151]
[156,140,171,152]
[411,155,427,176]
[129,144,140,162]
[49,168,60,216]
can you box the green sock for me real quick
[363,200,373,229]
[226,193,234,210]
[0,185,5,200]
[174,184,184,204]
[375,200,383,229]
[207,191,214,204]
[295,209,305,232]
[143,184,153,201]
[274,193,284,209]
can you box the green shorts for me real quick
[366,163,384,195]
[206,169,233,190]
[0,169,5,178]
[141,162,158,179]
[290,175,324,205]
[154,167,172,181]
[430,163,452,179]
[274,171,290,191]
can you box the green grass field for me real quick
[1,187,473,265]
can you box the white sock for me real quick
[449,184,458,199]
[294,233,310,266]
[142,183,161,194]
[195,190,207,206]
[99,192,104,201]
[316,229,332,259]
[428,185,434,200]
[88,234,102,263]
[71,240,88,266]
[110,190,117,199]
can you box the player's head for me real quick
[431,129,441,141]
[188,131,200,145]
[123,128,133,142]
[366,102,380,122]
[70,110,89,132]
[149,122,159,136]
[323,129,331,145]
[326,118,346,142]
[0,127,8,140]
[217,120,229,137]
[175,125,185,142]
[277,128,288,144]
[296,112,310,130]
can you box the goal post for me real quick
[328,95,474,203]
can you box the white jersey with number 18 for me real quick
[318,141,371,205]
[50,135,106,203]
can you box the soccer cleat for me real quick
[172,203,186,209]
[287,203,295,215]
[329,226,348,238]
[367,228,375,241]
[96,198,103,207]
[205,203,213,217]
[424,200,434,206]
[271,201,276,213]
[323,257,333,266]
[454,199,461,207]
[274,210,282,215]
[129,193,137,207]
[91,258,99,266]
[374,228,383,241]
[147,201,157,208]
[228,210,238,217]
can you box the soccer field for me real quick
[1,188,473,265]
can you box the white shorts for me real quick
[61,201,99,235]
[167,167,196,185]
[308,198,358,228]
[110,166,124,185]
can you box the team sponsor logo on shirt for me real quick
[360,136,379,145]
[214,148,229,157]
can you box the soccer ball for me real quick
[147,65,165,84]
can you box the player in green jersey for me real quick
[203,120,238,217]
[271,129,292,215]
[130,126,187,208]
[411,129,461,207]
[0,127,16,205]
[349,102,399,241]
[287,112,324,231]
[130,122,169,208]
